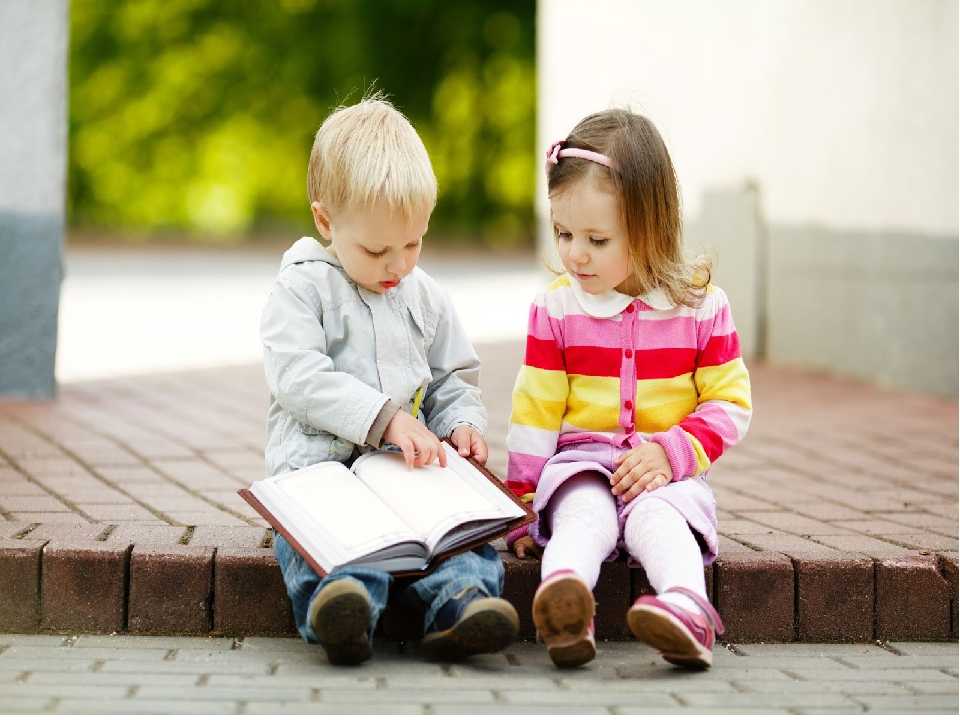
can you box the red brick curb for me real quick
[0,524,956,642]
[128,544,214,634]
[0,538,45,632]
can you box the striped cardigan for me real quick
[506,275,752,502]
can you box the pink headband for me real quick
[545,139,614,175]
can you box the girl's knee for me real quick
[627,497,682,525]
[550,511,619,551]
[549,474,617,518]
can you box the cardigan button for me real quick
[624,349,633,358]
[625,304,635,313]
[624,400,633,410]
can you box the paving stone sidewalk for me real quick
[0,341,957,641]
[0,634,956,714]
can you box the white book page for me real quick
[351,443,524,551]
[254,462,416,567]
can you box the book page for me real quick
[253,461,417,569]
[351,444,524,550]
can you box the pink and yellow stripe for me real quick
[506,277,752,498]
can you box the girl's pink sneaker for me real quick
[532,569,596,668]
[626,586,725,669]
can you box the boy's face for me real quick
[551,177,632,295]
[312,200,430,293]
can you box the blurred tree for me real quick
[68,0,535,247]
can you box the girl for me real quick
[505,109,751,669]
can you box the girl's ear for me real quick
[311,202,333,241]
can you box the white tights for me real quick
[540,473,706,614]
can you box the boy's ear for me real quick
[311,202,332,241]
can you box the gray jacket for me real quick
[261,237,487,476]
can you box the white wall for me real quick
[0,0,69,217]
[0,0,68,399]
[537,0,958,236]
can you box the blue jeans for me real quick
[274,532,505,644]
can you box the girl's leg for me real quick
[535,473,618,667]
[623,497,725,669]
[623,498,705,614]
[540,472,620,587]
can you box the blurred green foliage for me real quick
[68,0,536,246]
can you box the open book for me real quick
[239,441,533,577]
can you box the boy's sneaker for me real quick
[532,569,596,668]
[626,586,725,669]
[308,578,373,666]
[420,587,519,661]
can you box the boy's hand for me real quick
[384,412,447,469]
[610,443,673,503]
[513,535,541,559]
[450,425,488,465]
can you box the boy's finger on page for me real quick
[399,438,415,468]
[438,442,448,467]
[415,441,431,467]
[425,441,439,467]
[474,439,488,465]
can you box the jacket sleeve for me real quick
[420,287,487,440]
[651,287,752,481]
[505,296,569,502]
[260,274,391,446]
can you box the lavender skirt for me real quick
[529,441,719,565]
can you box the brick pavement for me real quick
[0,341,957,641]
[0,634,955,714]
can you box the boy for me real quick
[260,96,518,665]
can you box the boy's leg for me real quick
[411,543,505,627]
[274,533,391,663]
[406,543,518,659]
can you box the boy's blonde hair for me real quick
[307,94,437,218]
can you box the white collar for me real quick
[568,275,675,317]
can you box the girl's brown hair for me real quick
[547,109,710,308]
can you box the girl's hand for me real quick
[450,425,489,465]
[610,443,673,503]
[383,412,447,469]
[513,535,541,559]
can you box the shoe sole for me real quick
[309,583,372,666]
[532,575,594,649]
[626,604,711,669]
[421,598,519,661]
[547,635,596,669]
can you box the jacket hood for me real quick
[280,237,341,270]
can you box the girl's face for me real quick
[550,177,632,295]
[312,200,429,293]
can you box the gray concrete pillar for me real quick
[0,1,68,399]
[683,185,766,360]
